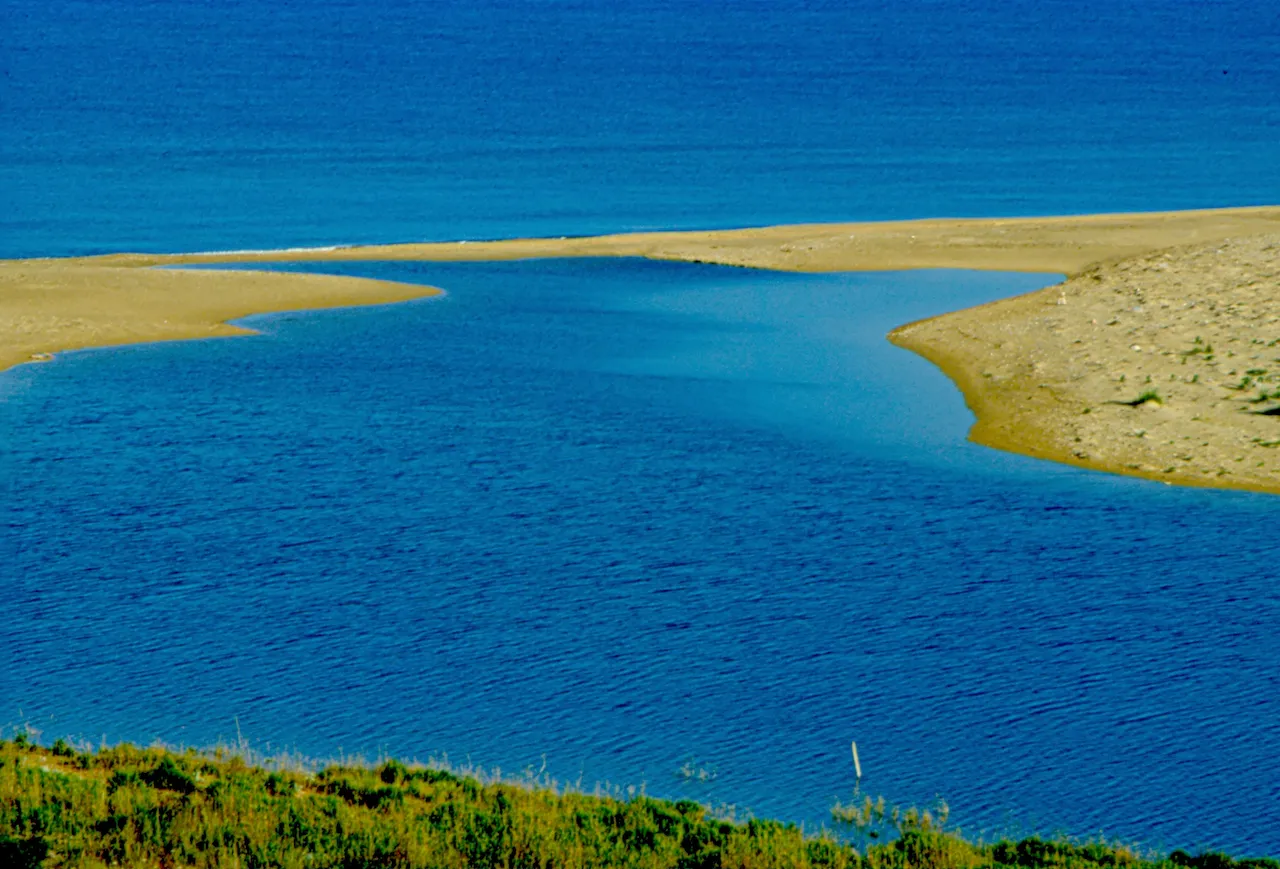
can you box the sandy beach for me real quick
[4,205,1279,493]
[892,232,1280,494]
[0,263,442,374]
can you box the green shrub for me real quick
[0,835,48,869]
[0,737,1271,869]
[140,755,198,794]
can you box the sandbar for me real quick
[4,205,1279,493]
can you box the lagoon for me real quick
[4,259,1279,853]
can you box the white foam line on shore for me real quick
[184,245,349,256]
[180,235,572,256]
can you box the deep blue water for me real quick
[5,260,1280,855]
[4,0,1280,856]
[3,0,1280,257]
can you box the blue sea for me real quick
[4,0,1280,856]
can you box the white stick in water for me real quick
[851,741,862,779]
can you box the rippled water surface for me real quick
[5,0,1280,256]
[5,260,1279,853]
[5,0,1280,855]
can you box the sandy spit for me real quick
[4,205,1279,493]
[891,232,1280,495]
[0,264,442,374]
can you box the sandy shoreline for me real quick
[62,205,1280,274]
[891,232,1280,495]
[0,264,444,375]
[4,205,1279,493]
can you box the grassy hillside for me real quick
[0,735,1272,868]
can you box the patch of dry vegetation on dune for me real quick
[2,736,1275,869]
[891,234,1280,494]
